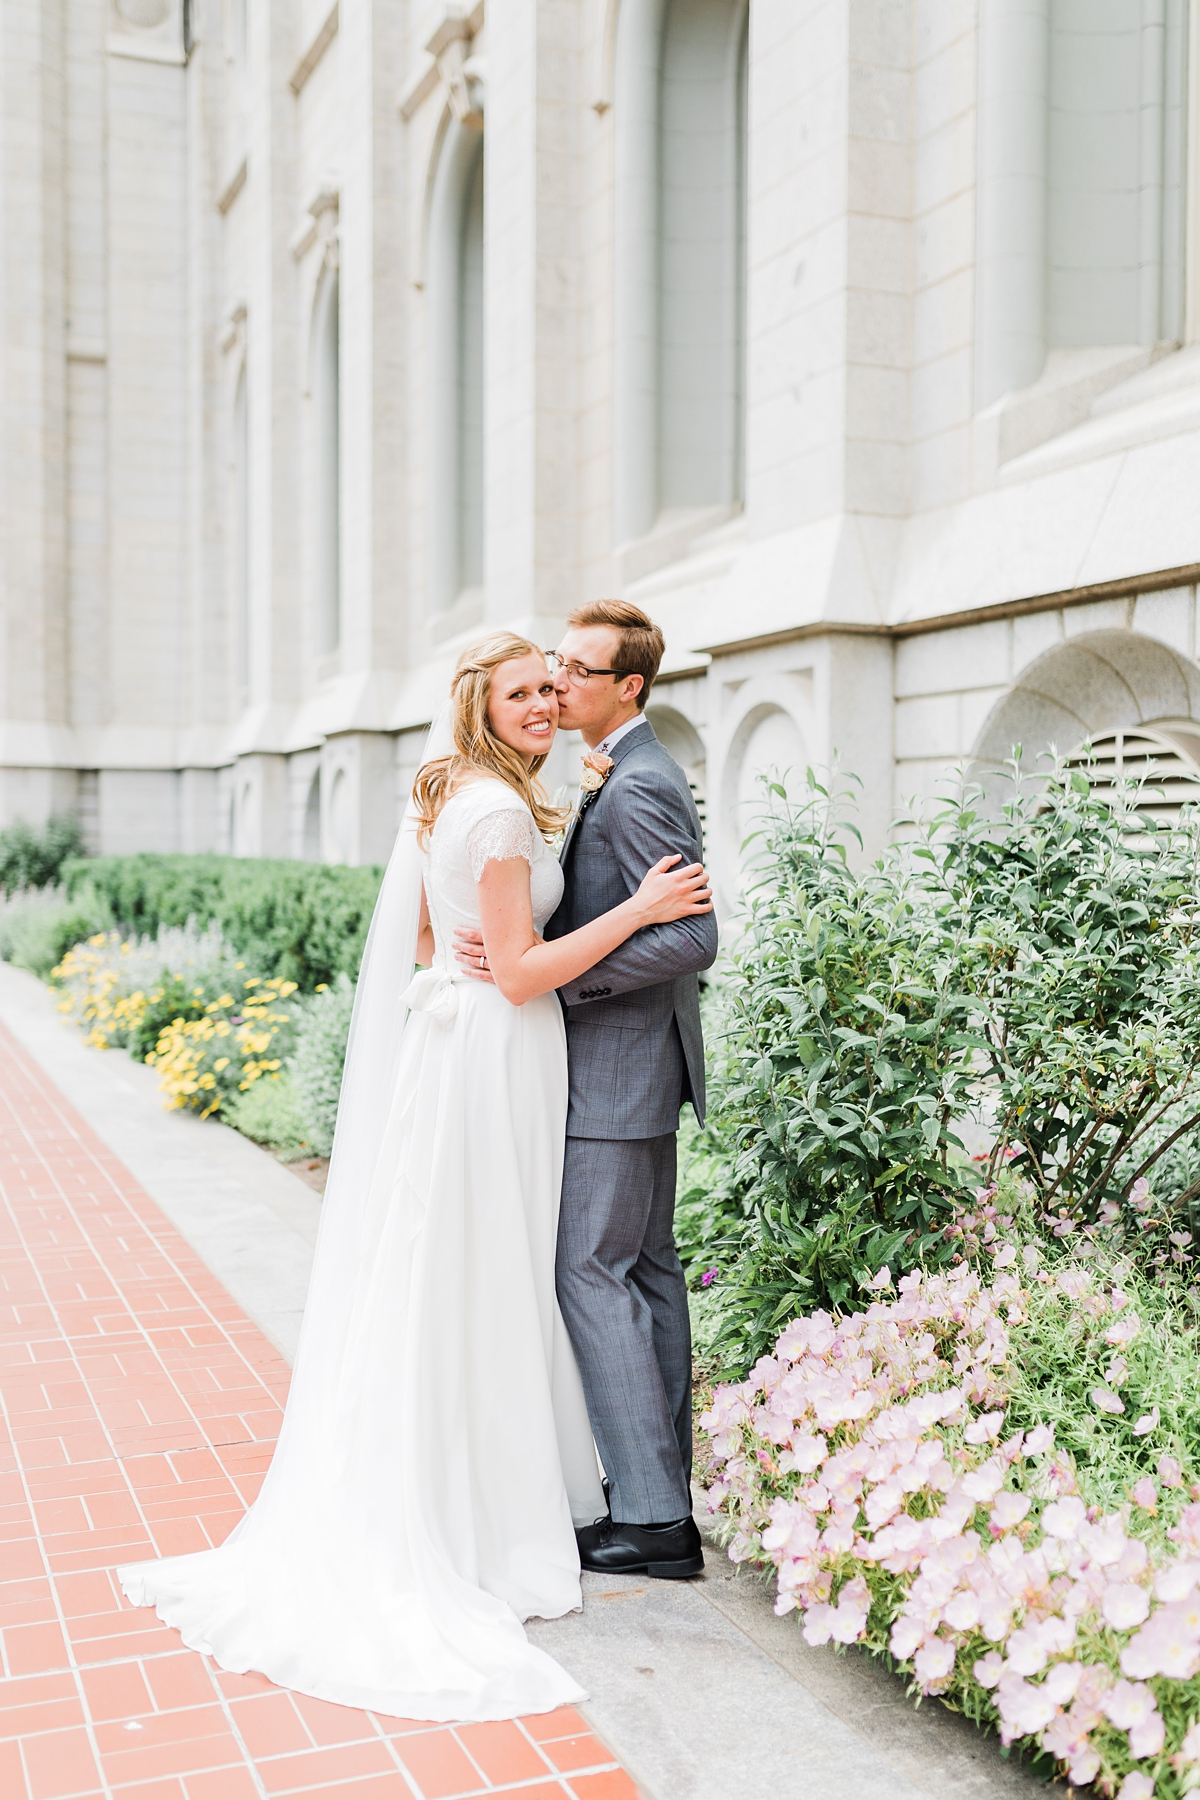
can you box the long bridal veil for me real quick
[119,707,588,1720]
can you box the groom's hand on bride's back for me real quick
[453,925,497,982]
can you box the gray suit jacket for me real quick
[547,717,718,1139]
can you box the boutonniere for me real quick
[579,750,614,795]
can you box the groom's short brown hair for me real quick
[565,599,665,710]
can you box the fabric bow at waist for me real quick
[400,964,461,1024]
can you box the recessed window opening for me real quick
[614,0,749,543]
[311,269,341,658]
[232,364,249,690]
[458,141,484,594]
[428,123,485,613]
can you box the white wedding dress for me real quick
[119,775,605,1721]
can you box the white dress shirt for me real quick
[595,714,644,758]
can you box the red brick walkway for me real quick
[0,1020,640,1800]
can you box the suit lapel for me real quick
[559,718,655,866]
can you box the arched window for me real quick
[614,0,749,544]
[1065,726,1200,829]
[232,364,249,690]
[428,121,485,613]
[311,269,340,657]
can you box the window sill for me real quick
[614,504,743,587]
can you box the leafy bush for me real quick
[701,762,1200,1365]
[62,853,384,992]
[289,975,355,1157]
[0,885,114,978]
[0,815,85,893]
[697,1221,1200,1798]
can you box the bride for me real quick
[119,631,712,1723]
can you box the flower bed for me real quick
[49,925,348,1155]
[699,1249,1200,1797]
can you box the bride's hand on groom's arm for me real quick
[632,855,713,925]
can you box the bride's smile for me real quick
[487,654,559,765]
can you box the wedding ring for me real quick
[479,954,485,968]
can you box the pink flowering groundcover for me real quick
[698,1248,1200,1799]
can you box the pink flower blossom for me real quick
[1101,1583,1151,1630]
[1105,1313,1141,1347]
[1090,1385,1125,1416]
[913,1637,955,1691]
[973,1650,1003,1688]
[1156,1559,1200,1602]
[965,1410,1005,1444]
[1159,1453,1183,1488]
[1041,1496,1087,1540]
[1116,1776,1154,1800]
[962,1457,1006,1502]
[1023,1423,1054,1455]
[1131,1478,1158,1513]
[990,1491,1030,1532]
[1175,1719,1200,1768]
[1103,1680,1152,1729]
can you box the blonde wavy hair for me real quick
[412,632,572,846]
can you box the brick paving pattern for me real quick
[0,1020,640,1800]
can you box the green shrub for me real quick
[0,816,85,893]
[62,853,384,992]
[0,885,113,978]
[290,975,356,1156]
[702,758,1200,1370]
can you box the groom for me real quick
[457,599,717,1579]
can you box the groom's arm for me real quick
[556,764,718,1007]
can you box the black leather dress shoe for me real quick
[575,1514,704,1580]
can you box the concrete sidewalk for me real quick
[0,962,1046,1800]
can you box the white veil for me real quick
[274,702,454,1421]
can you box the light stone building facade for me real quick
[6,0,1200,910]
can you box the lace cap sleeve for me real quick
[466,804,539,883]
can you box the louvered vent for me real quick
[1065,725,1200,826]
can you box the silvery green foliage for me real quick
[0,882,113,977]
[290,974,356,1157]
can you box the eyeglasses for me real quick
[545,653,631,687]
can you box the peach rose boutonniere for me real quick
[579,749,615,796]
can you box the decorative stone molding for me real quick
[106,0,187,64]
[289,1,339,96]
[218,301,247,356]
[290,185,340,266]
[215,156,248,215]
[398,3,485,125]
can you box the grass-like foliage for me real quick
[698,759,1200,1370]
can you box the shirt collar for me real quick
[595,715,644,758]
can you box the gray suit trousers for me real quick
[556,1133,692,1525]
